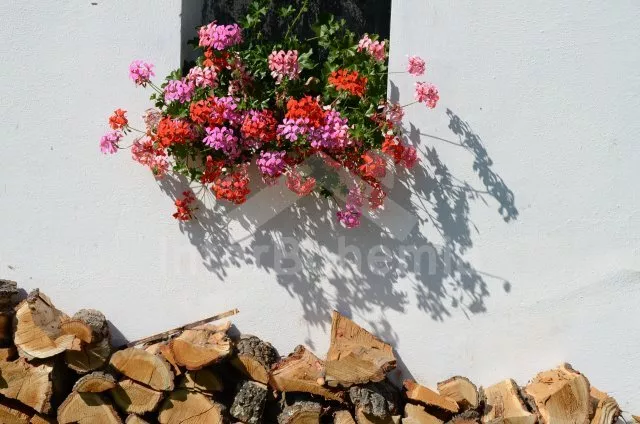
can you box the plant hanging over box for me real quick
[100,1,439,229]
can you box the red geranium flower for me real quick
[109,109,128,130]
[328,70,368,97]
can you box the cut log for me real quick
[482,379,536,424]
[231,380,268,424]
[232,335,279,384]
[0,358,54,413]
[65,338,111,374]
[158,389,226,424]
[179,368,224,394]
[0,399,31,424]
[404,380,459,414]
[524,364,590,424]
[335,410,357,424]
[110,347,174,391]
[632,416,640,423]
[112,378,163,414]
[589,387,620,424]
[403,404,444,424]
[0,346,18,361]
[325,311,396,387]
[350,382,399,419]
[73,371,117,393]
[0,279,19,309]
[60,320,94,344]
[270,345,344,402]
[14,290,77,359]
[278,401,322,424]
[30,414,56,424]
[169,323,232,370]
[146,342,182,376]
[57,392,122,424]
[437,377,479,411]
[446,411,481,424]
[72,309,110,342]
[126,415,151,424]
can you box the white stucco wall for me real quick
[1,0,639,412]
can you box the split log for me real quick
[60,320,94,344]
[65,338,111,374]
[0,398,32,424]
[232,335,279,384]
[0,358,54,413]
[64,309,111,374]
[30,414,56,424]
[632,416,640,423]
[57,392,122,424]
[403,404,444,424]
[158,389,226,424]
[0,312,14,346]
[122,308,238,348]
[14,290,77,359]
[169,322,232,370]
[110,347,174,391]
[0,346,18,361]
[482,379,536,424]
[524,364,590,424]
[350,382,399,420]
[146,342,182,376]
[278,401,322,424]
[437,377,480,411]
[179,368,224,394]
[112,378,163,414]
[73,371,117,393]
[335,410,358,424]
[404,380,459,414]
[0,279,19,309]
[230,380,268,424]
[270,345,344,401]
[446,411,481,424]
[589,387,620,424]
[126,415,151,424]
[325,311,396,387]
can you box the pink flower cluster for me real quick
[309,109,351,149]
[187,66,218,88]
[129,60,155,86]
[415,82,440,109]
[203,126,239,157]
[277,118,309,142]
[358,34,386,62]
[164,79,195,104]
[131,136,169,178]
[198,22,243,50]
[100,130,122,154]
[211,96,241,125]
[268,50,301,84]
[256,151,287,178]
[386,103,404,125]
[143,108,162,132]
[337,185,364,229]
[407,56,426,77]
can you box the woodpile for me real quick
[0,279,631,423]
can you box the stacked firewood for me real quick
[0,279,631,424]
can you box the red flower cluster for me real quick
[156,117,192,147]
[241,110,277,144]
[285,96,324,127]
[173,191,196,221]
[203,49,230,71]
[359,151,387,179]
[213,168,250,204]
[382,135,418,168]
[328,70,368,97]
[189,99,213,125]
[368,181,386,209]
[200,155,224,184]
[109,109,128,130]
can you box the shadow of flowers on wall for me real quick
[158,108,518,330]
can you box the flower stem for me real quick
[285,0,308,40]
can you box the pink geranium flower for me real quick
[415,82,440,109]
[99,130,122,154]
[407,56,426,76]
[268,50,301,84]
[129,60,155,86]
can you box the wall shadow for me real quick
[157,108,518,331]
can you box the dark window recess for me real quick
[182,0,391,64]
